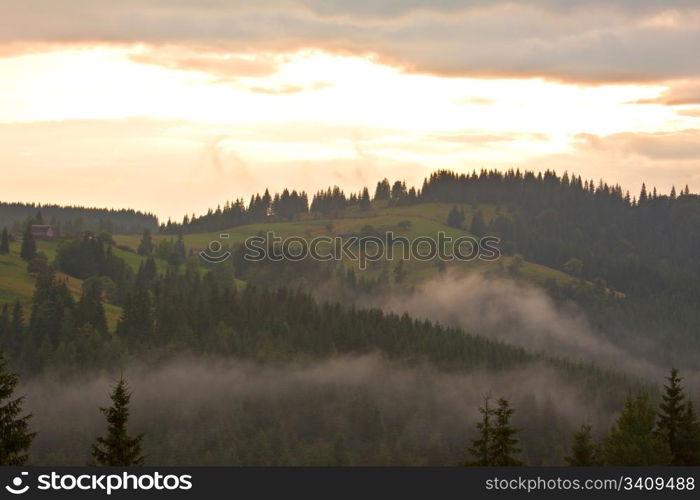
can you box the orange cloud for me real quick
[128,47,281,79]
[573,129,700,161]
[246,81,332,95]
[631,80,700,105]
[518,129,700,196]
[437,131,549,144]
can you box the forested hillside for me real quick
[156,169,700,370]
[1,168,699,466]
[0,201,158,235]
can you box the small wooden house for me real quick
[30,225,59,240]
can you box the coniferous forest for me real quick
[5,0,700,485]
[1,169,700,466]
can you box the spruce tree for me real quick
[20,225,36,261]
[657,368,700,465]
[470,210,487,237]
[359,187,371,210]
[566,424,600,465]
[604,394,671,465]
[465,396,524,466]
[489,398,524,465]
[137,229,153,256]
[639,183,648,204]
[136,256,157,288]
[465,395,494,466]
[76,279,108,334]
[676,402,700,466]
[173,233,186,266]
[0,351,35,465]
[373,179,391,201]
[91,378,145,466]
[1,301,24,356]
[656,368,685,464]
[447,206,465,229]
[0,228,9,254]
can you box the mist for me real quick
[22,355,617,466]
[377,273,668,380]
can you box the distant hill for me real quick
[0,201,158,235]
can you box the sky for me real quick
[1,0,700,220]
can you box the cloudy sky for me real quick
[1,0,700,219]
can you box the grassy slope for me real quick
[0,241,141,331]
[0,202,582,333]
[113,201,577,288]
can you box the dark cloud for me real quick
[2,1,700,83]
[300,0,700,18]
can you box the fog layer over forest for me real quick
[23,356,617,465]
[377,274,697,381]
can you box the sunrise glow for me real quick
[2,2,700,219]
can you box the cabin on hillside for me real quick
[30,225,59,240]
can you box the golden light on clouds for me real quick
[1,42,699,219]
